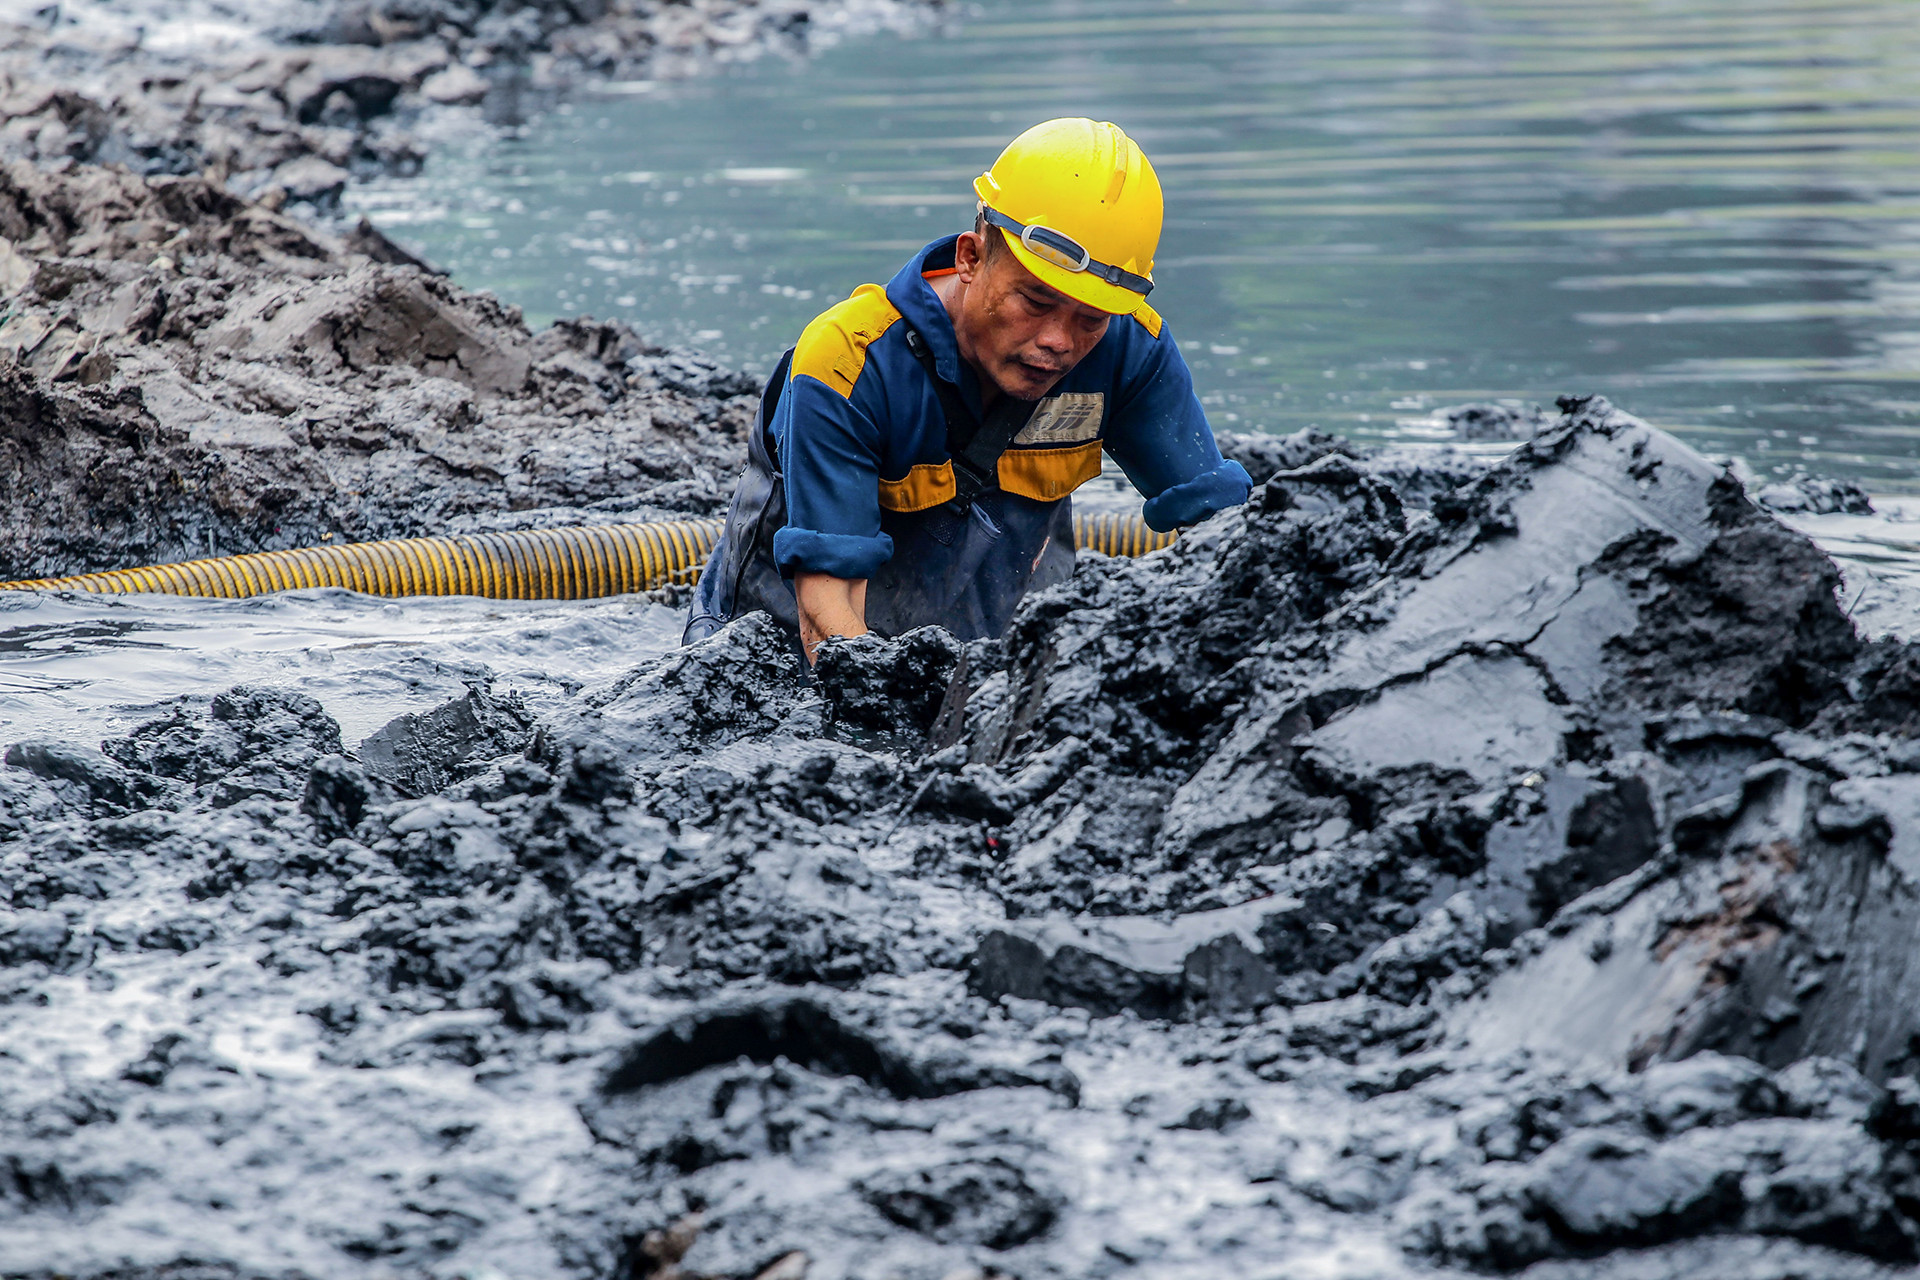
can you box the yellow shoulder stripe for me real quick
[791,282,901,398]
[1130,301,1164,340]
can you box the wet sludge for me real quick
[9,398,1920,1277]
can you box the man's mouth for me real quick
[1011,357,1067,381]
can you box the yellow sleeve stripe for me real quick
[879,461,957,512]
[1131,301,1164,340]
[791,282,902,399]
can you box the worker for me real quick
[684,117,1252,661]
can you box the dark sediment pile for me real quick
[9,397,1920,1277]
[0,160,757,578]
[0,0,943,207]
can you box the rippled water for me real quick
[355,0,1920,489]
[0,591,683,748]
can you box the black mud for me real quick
[9,397,1920,1277]
[0,0,943,208]
[0,159,760,577]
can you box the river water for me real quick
[354,0,1920,490]
[0,590,685,753]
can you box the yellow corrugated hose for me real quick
[0,513,1175,600]
[1075,511,1178,560]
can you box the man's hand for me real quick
[795,571,869,664]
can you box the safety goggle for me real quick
[980,206,1153,298]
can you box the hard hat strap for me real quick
[980,208,1153,298]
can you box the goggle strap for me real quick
[980,208,1153,298]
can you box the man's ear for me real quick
[954,230,985,283]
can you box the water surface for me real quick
[354,0,1920,489]
[0,591,683,747]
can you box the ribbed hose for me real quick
[1074,511,1177,559]
[0,521,726,600]
[0,512,1174,600]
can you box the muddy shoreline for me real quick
[9,4,1920,1279]
[0,157,767,579]
[1,1,944,210]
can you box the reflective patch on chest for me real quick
[1014,392,1105,446]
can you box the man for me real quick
[685,117,1252,660]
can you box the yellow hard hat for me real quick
[973,118,1163,316]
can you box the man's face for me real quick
[952,230,1113,401]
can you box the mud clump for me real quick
[1755,473,1876,516]
[14,392,1920,1276]
[858,1156,1064,1249]
[0,160,754,578]
[1441,399,1556,442]
[813,627,963,740]
[357,683,534,795]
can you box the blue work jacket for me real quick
[686,235,1251,644]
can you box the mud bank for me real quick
[0,159,763,579]
[0,0,942,211]
[0,0,943,580]
[7,398,1920,1278]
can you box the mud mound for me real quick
[1214,423,1500,511]
[0,161,752,577]
[0,0,943,206]
[9,397,1920,1277]
[1442,399,1555,442]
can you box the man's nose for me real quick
[1033,315,1074,355]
